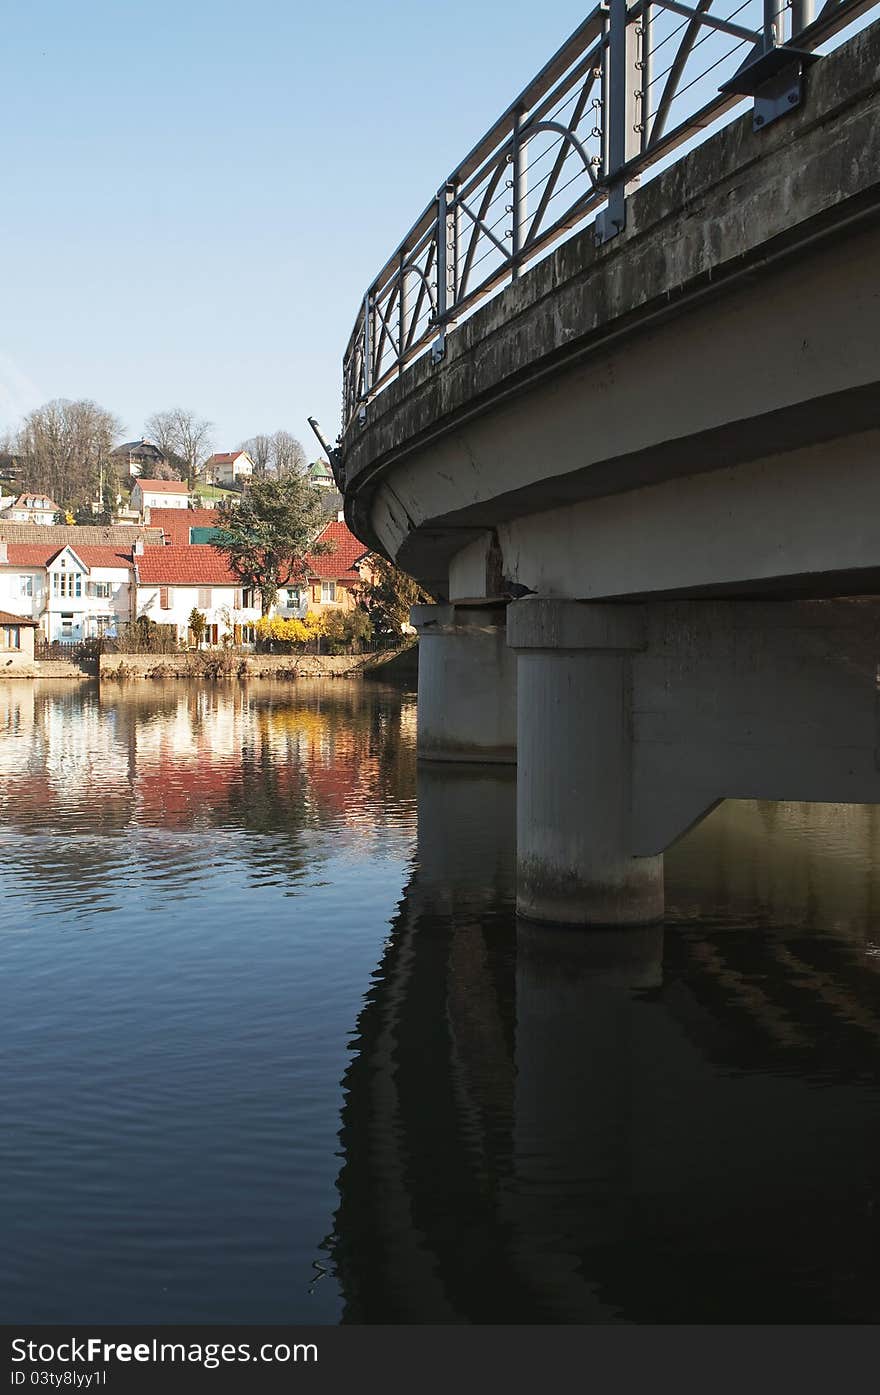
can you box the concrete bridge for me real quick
[336,8,880,927]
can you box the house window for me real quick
[52,570,82,598]
[19,576,33,597]
[242,588,254,609]
[159,586,171,610]
[321,581,336,603]
[2,625,20,650]
[93,581,112,599]
[198,587,211,609]
[286,588,303,608]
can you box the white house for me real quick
[0,541,134,641]
[1,493,60,525]
[131,478,190,514]
[134,545,261,646]
[201,451,254,488]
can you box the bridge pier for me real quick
[508,600,664,927]
[410,603,516,763]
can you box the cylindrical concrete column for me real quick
[410,602,516,763]
[508,599,663,927]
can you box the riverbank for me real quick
[97,645,418,682]
[1,660,94,680]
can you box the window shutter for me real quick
[160,586,170,610]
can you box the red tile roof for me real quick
[305,520,367,580]
[135,546,242,585]
[8,493,59,511]
[0,609,38,626]
[204,452,242,465]
[149,508,220,544]
[0,543,133,570]
[135,478,189,494]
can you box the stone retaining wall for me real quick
[0,660,94,680]
[98,648,415,681]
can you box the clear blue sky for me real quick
[1,0,585,455]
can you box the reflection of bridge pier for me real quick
[330,762,880,1321]
[509,924,663,1321]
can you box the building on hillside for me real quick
[307,459,335,489]
[110,439,167,480]
[0,609,38,668]
[276,520,369,619]
[201,451,254,488]
[0,541,134,641]
[132,478,190,515]
[0,493,60,525]
[133,546,261,647]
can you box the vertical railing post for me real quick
[449,177,460,314]
[398,248,408,378]
[639,1,652,154]
[789,0,814,36]
[361,291,373,401]
[432,183,457,363]
[511,108,529,277]
[597,0,641,242]
[763,0,784,48]
[435,185,448,326]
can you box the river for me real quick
[2,679,879,1323]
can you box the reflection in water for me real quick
[3,681,880,1323]
[330,781,880,1324]
[0,679,418,1323]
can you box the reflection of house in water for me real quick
[328,774,880,1324]
[0,680,417,852]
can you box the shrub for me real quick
[322,609,373,654]
[255,613,327,652]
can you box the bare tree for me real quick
[15,398,122,508]
[272,431,307,480]
[238,430,307,480]
[143,410,184,470]
[240,434,273,480]
[145,408,213,488]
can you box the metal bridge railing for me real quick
[342,0,876,431]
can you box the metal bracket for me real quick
[431,332,447,366]
[594,175,641,245]
[719,45,820,132]
[594,185,626,244]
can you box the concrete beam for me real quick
[498,429,880,601]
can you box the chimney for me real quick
[0,542,7,564]
[133,538,144,557]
